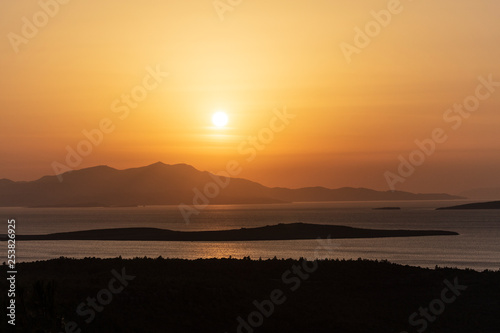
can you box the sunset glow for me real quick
[212,111,229,128]
[2,2,500,331]
[1,0,499,194]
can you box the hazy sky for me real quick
[1,0,499,194]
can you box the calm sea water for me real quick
[1,200,499,271]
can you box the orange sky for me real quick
[1,0,499,194]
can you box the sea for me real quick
[1,200,499,271]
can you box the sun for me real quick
[212,111,229,128]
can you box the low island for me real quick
[9,222,458,241]
[437,201,500,210]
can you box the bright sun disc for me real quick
[212,111,229,127]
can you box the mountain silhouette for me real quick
[0,162,462,207]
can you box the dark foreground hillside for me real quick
[2,257,499,333]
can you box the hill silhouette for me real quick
[0,162,462,207]
[3,257,499,333]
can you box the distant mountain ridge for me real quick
[0,162,462,207]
